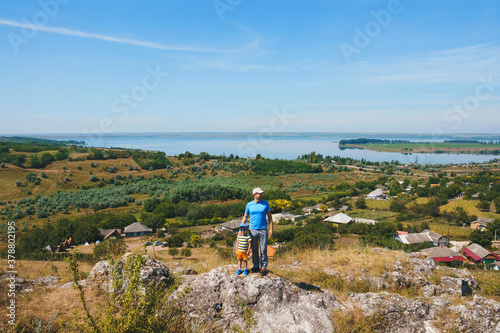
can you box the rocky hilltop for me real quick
[81,252,500,333]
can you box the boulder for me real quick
[86,255,170,293]
[171,265,341,333]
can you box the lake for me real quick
[35,133,499,165]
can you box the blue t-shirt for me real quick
[245,200,271,230]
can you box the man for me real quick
[241,187,273,276]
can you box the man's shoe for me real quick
[250,267,260,273]
[260,269,266,276]
[236,269,242,275]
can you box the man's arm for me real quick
[267,211,273,238]
[242,213,248,224]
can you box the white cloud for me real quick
[0,18,229,53]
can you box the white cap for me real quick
[252,187,264,195]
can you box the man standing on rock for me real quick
[241,187,273,276]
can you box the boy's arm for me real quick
[246,237,251,255]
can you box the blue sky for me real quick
[1,0,499,135]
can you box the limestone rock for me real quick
[171,265,341,333]
[86,255,170,293]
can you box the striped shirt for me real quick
[237,233,251,252]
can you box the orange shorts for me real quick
[236,251,248,261]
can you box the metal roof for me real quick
[123,222,152,233]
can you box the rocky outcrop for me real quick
[78,253,500,332]
[170,265,341,333]
[86,255,170,293]
[0,273,60,293]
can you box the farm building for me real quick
[123,222,153,237]
[272,213,305,222]
[462,243,500,265]
[470,217,494,231]
[220,219,243,232]
[98,228,122,240]
[366,188,386,200]
[395,230,447,247]
[420,246,465,263]
[302,204,324,214]
[324,212,353,225]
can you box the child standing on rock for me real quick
[235,223,252,275]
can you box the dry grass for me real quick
[272,244,410,300]
[440,199,500,220]
[0,259,94,282]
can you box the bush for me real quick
[93,238,126,262]
[355,197,367,209]
[168,247,179,257]
[66,252,186,332]
[180,248,192,258]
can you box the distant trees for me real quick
[355,197,367,209]
[477,200,491,212]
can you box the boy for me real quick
[235,223,252,275]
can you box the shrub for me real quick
[168,247,179,257]
[180,248,192,259]
[66,251,186,332]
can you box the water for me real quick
[33,133,499,165]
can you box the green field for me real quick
[343,142,500,154]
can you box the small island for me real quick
[339,138,500,155]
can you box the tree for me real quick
[389,199,406,212]
[470,229,493,249]
[142,214,166,231]
[494,197,500,214]
[477,200,490,212]
[355,197,367,209]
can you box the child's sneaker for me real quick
[244,269,249,275]
[236,268,242,275]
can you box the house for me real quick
[302,204,324,214]
[353,217,377,225]
[366,188,386,200]
[272,213,305,222]
[396,230,447,246]
[420,246,465,263]
[339,205,351,212]
[375,184,386,190]
[396,233,433,246]
[324,213,353,225]
[462,243,500,264]
[220,219,243,232]
[421,229,448,247]
[471,217,494,230]
[98,228,122,240]
[123,222,153,237]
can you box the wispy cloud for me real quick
[0,18,228,53]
